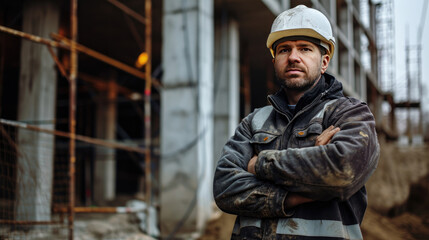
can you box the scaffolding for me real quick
[374,0,428,142]
[371,0,399,139]
[375,0,395,94]
[0,0,155,239]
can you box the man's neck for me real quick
[285,90,305,105]
[284,76,321,105]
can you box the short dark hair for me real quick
[318,45,327,56]
[272,36,328,56]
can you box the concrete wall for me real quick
[213,19,239,168]
[16,0,59,222]
[94,76,117,204]
[160,0,214,237]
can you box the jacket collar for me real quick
[268,73,343,116]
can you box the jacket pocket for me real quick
[293,123,323,148]
[250,132,281,154]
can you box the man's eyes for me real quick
[278,47,312,54]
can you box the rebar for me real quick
[0,220,64,225]
[47,45,70,81]
[0,25,65,48]
[68,1,78,239]
[54,206,147,213]
[0,118,148,154]
[0,25,162,88]
[107,0,147,25]
[144,0,153,234]
[52,33,147,80]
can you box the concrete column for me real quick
[161,0,213,237]
[347,3,355,96]
[282,0,290,10]
[330,0,339,75]
[338,5,349,80]
[359,67,365,101]
[262,0,285,15]
[16,0,59,222]
[94,75,117,204]
[213,19,239,168]
[369,2,378,79]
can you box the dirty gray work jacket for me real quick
[213,73,380,240]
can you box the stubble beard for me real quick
[275,70,321,92]
[275,61,323,92]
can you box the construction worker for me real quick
[213,5,380,240]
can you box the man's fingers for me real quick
[247,155,258,174]
[315,125,340,146]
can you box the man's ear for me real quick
[272,58,275,64]
[321,55,330,74]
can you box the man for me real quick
[213,5,380,240]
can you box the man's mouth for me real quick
[286,68,303,74]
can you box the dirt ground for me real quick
[199,139,429,240]
[198,208,429,240]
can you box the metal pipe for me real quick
[51,33,161,89]
[0,118,148,154]
[47,45,70,81]
[78,72,143,100]
[52,33,147,80]
[418,44,423,137]
[144,0,153,234]
[54,206,146,213]
[69,0,78,239]
[0,25,66,48]
[0,33,4,116]
[0,123,19,155]
[405,27,411,144]
[0,25,161,89]
[123,13,145,52]
[107,0,147,25]
[0,220,64,225]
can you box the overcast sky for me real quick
[394,0,428,112]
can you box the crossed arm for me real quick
[214,100,379,218]
[247,125,340,209]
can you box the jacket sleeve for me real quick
[255,98,380,201]
[213,112,291,218]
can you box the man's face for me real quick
[273,40,330,92]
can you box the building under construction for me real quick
[0,0,404,239]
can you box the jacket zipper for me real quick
[289,90,328,124]
[273,90,328,148]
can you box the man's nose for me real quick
[288,49,301,63]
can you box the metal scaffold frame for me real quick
[0,0,155,239]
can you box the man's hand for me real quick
[315,125,340,146]
[247,155,258,174]
[285,193,314,209]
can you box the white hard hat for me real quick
[267,5,336,58]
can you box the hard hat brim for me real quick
[267,29,335,58]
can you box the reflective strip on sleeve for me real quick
[233,216,262,234]
[276,218,363,239]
